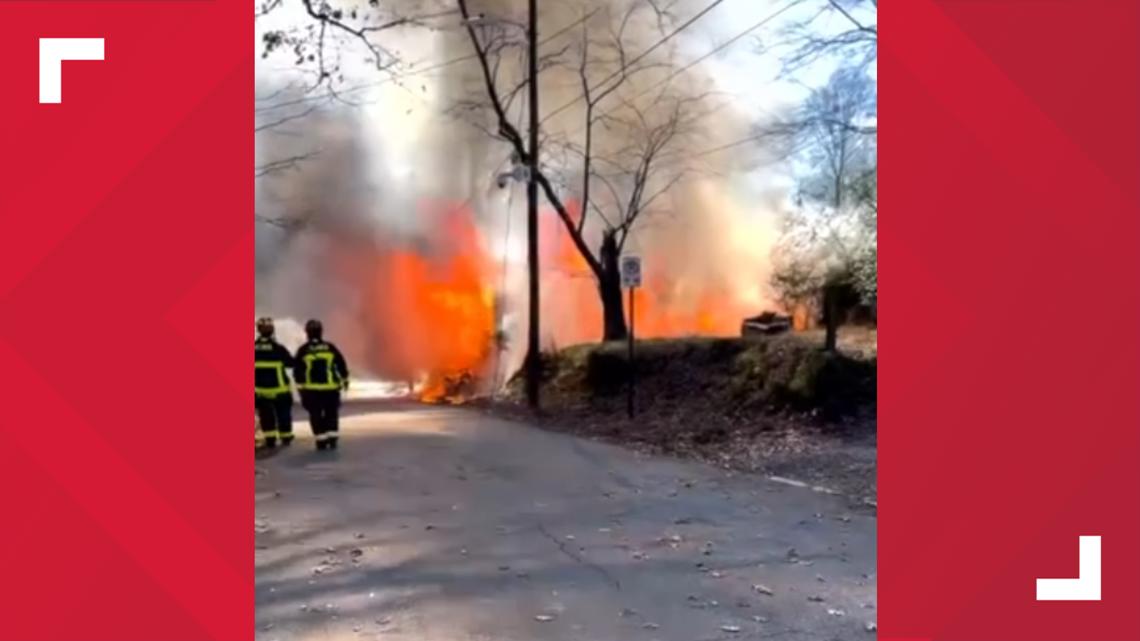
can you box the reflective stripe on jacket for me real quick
[255,337,293,397]
[294,340,349,391]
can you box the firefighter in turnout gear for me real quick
[255,317,295,448]
[294,319,349,450]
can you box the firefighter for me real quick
[255,317,295,448]
[294,319,349,450]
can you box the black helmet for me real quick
[305,319,323,340]
[256,317,275,338]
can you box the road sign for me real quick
[620,255,641,288]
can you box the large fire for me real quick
[368,202,497,403]
[373,186,774,403]
[541,185,771,348]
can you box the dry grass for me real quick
[484,328,878,501]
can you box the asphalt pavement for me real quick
[255,402,877,641]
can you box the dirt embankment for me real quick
[481,330,877,504]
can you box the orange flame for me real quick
[366,195,771,402]
[544,207,762,344]
[369,202,496,403]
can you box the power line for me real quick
[258,9,598,115]
[625,0,798,105]
[539,0,731,125]
[551,0,797,145]
[693,133,764,157]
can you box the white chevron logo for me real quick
[39,38,104,104]
[1036,536,1101,601]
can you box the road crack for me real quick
[536,522,621,591]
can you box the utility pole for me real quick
[524,0,541,409]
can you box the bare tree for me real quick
[797,66,875,209]
[762,0,877,76]
[254,1,451,228]
[259,0,456,86]
[560,91,705,338]
[769,66,876,350]
[456,0,704,340]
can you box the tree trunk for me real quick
[599,230,628,341]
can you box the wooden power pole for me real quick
[524,0,541,409]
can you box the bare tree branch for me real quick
[255,151,321,178]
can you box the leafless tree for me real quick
[259,1,457,86]
[254,1,452,227]
[456,0,706,340]
[768,65,876,349]
[557,89,708,338]
[762,0,876,76]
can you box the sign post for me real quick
[620,256,642,420]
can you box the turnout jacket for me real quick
[255,337,294,397]
[293,340,349,391]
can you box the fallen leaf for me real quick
[720,625,742,633]
[827,608,846,617]
[534,614,555,622]
[752,584,775,596]
[808,595,825,602]
[865,622,878,632]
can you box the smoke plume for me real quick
[255,0,783,392]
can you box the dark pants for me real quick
[302,390,341,445]
[255,393,294,445]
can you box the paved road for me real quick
[255,403,877,641]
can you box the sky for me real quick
[256,0,878,135]
[255,0,879,233]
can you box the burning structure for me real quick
[255,0,787,401]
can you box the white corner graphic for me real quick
[39,38,104,104]
[1036,535,1101,601]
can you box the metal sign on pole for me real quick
[620,256,641,419]
[620,255,642,289]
